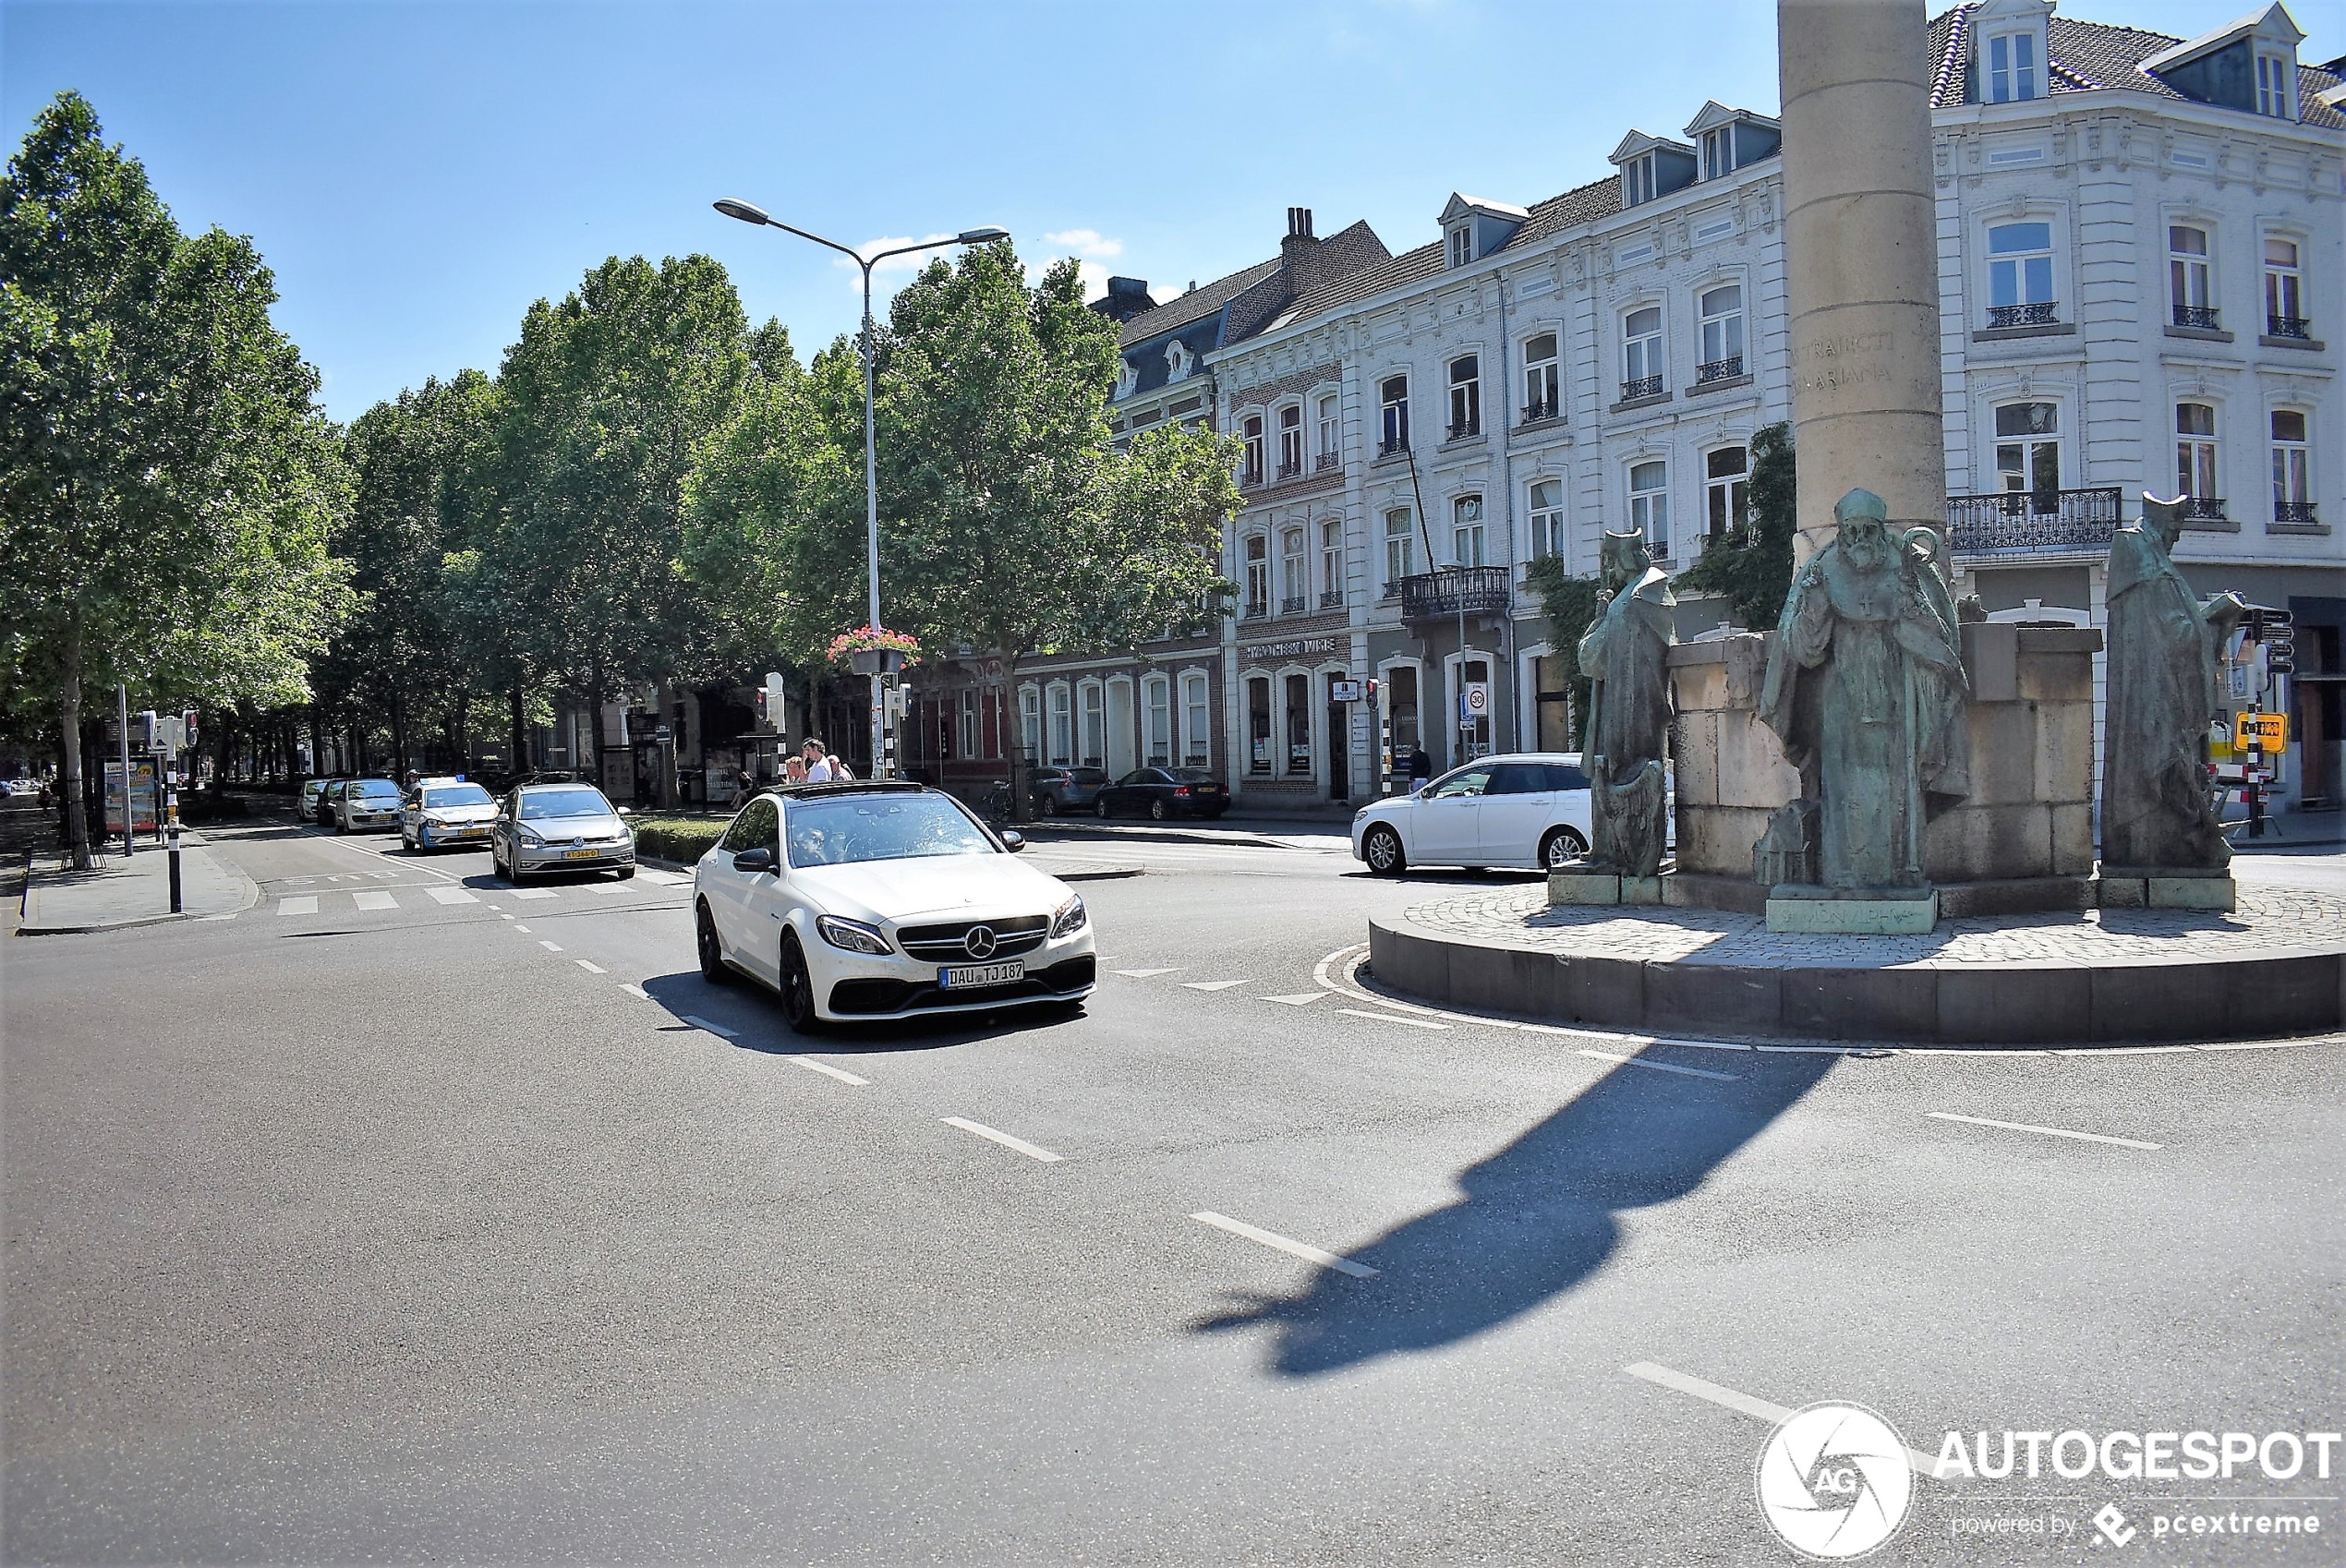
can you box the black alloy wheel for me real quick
[695,900,729,984]
[1094,797,1113,820]
[1149,799,1169,822]
[777,933,820,1033]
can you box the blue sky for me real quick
[5,0,2333,422]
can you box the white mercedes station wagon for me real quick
[693,783,1096,1031]
[1352,753,1610,874]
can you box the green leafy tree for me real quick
[0,92,351,863]
[1676,420,1796,631]
[874,247,1238,815]
[1524,557,1602,749]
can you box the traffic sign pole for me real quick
[166,775,182,913]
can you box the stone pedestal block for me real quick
[1671,710,1721,806]
[2034,702,2096,805]
[1550,872,1619,906]
[1765,890,1940,935]
[2150,876,2237,911]
[1926,802,2051,884]
[1963,701,2041,805]
[2016,629,2100,702]
[1717,708,1801,809]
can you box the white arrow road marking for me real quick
[943,1116,1063,1163]
[1113,968,1179,978]
[1925,1112,2161,1151]
[425,887,478,905]
[1182,980,1250,992]
[1263,992,1330,1006]
[680,1015,740,1039]
[1578,1048,1739,1082]
[1191,1212,1377,1279]
[276,896,318,915]
[1624,1362,1949,1478]
[788,1056,869,1086]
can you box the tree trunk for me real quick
[998,652,1031,825]
[389,688,407,783]
[57,609,91,869]
[588,669,607,799]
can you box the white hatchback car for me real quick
[694,783,1096,1031]
[1351,753,1623,874]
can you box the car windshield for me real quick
[353,781,401,801]
[423,785,491,809]
[786,794,994,869]
[519,787,613,820]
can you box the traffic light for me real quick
[181,709,200,751]
[754,689,769,725]
[1364,677,1379,702]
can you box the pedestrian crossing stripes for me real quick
[276,895,318,915]
[273,882,671,916]
[426,887,478,905]
[351,891,397,911]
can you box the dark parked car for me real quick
[1094,766,1227,821]
[1028,766,1109,816]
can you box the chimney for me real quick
[1094,275,1156,323]
[1281,207,1318,273]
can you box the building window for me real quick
[1247,677,1272,774]
[1180,671,1211,767]
[1277,404,1302,476]
[1447,355,1481,440]
[1241,414,1264,485]
[1452,494,1486,567]
[1166,341,1191,381]
[1697,283,1744,380]
[1987,29,2038,103]
[1700,127,1734,180]
[1079,682,1105,768]
[1379,375,1409,454]
[1704,446,1749,540]
[2272,409,2313,523]
[1987,223,2055,327]
[2266,238,2307,336]
[1528,477,1565,560]
[1385,508,1416,585]
[1020,687,1041,764]
[1385,666,1421,759]
[1623,154,1658,207]
[1319,518,1343,607]
[1243,535,1269,617]
[1995,402,2061,501]
[1114,362,1136,401]
[1627,461,1669,555]
[1047,685,1072,766]
[2256,50,2291,118]
[1315,392,1340,467]
[1448,226,1474,268]
[2176,404,2219,516]
[1623,307,1664,399]
[1522,332,1559,421]
[1143,678,1171,766]
[1280,527,1306,613]
[1285,672,1312,776]
[958,688,978,759]
[2169,226,2215,328]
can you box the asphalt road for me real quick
[6,810,2342,1564]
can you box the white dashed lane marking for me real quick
[1624,1362,1948,1478]
[1191,1211,1377,1279]
[681,1015,740,1039]
[426,887,478,905]
[538,940,563,952]
[1114,968,1179,978]
[1182,980,1249,992]
[574,959,606,974]
[1264,992,1329,1006]
[277,896,318,916]
[942,1116,1064,1164]
[1925,1112,2161,1151]
[1578,1048,1739,1082]
[1336,1007,1447,1031]
[352,890,398,911]
[619,984,649,1000]
[788,1056,869,1086]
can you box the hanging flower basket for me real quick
[828,625,920,676]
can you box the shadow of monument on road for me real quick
[1192,1047,1839,1377]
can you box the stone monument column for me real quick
[1778,0,1946,566]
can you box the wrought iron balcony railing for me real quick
[2268,315,2313,340]
[1619,375,1664,402]
[2183,496,2229,523]
[1987,302,2060,330]
[1396,565,1512,623]
[2276,501,2320,526]
[1279,595,1306,615]
[2173,305,2221,331]
[1945,487,2123,554]
[1319,588,1344,609]
[1240,466,1264,488]
[1695,355,1745,384]
[1383,580,1403,598]
[1377,436,1409,459]
[1242,600,1268,621]
[1519,397,1559,426]
[1276,459,1301,480]
[1445,419,1480,442]
[1315,452,1341,472]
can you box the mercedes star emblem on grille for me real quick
[963,925,998,959]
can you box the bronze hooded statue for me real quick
[1759,488,1970,892]
[1575,525,1675,876]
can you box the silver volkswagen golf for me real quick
[490,782,636,882]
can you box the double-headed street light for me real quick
[715,198,1009,779]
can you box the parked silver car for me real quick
[490,782,635,883]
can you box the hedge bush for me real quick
[629,814,728,865]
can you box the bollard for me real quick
[166,782,183,913]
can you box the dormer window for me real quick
[1624,154,1659,207]
[1448,226,1474,268]
[1987,29,2038,102]
[1115,362,1137,401]
[2256,48,2293,116]
[1701,128,1734,179]
[1166,341,1191,382]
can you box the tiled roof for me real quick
[1269,173,1625,332]
[1118,258,1284,347]
[1928,5,2345,128]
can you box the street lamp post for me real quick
[714,199,1008,779]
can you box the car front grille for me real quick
[897,915,1049,961]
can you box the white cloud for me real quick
[1043,228,1124,259]
[1020,254,1112,302]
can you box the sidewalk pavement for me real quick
[17,831,260,935]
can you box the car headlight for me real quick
[816,915,892,956]
[519,826,545,847]
[1050,894,1088,938]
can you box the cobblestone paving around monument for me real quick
[1400,885,2346,968]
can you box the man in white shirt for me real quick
[801,738,835,783]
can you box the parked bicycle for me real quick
[973,779,1015,826]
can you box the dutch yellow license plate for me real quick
[563,849,600,861]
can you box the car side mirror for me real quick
[616,805,633,816]
[1000,830,1026,853]
[732,847,775,874]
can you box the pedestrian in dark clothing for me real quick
[1408,746,1433,790]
